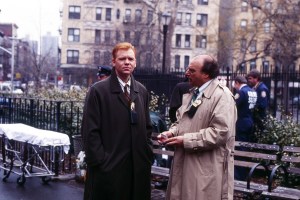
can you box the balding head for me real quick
[192,55,219,79]
[186,54,220,87]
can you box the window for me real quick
[251,0,259,10]
[198,0,208,5]
[176,12,182,25]
[133,31,141,46]
[176,34,181,47]
[263,60,270,73]
[96,7,102,20]
[147,10,153,25]
[124,31,131,42]
[68,28,80,42]
[175,55,180,69]
[241,1,248,12]
[116,9,120,19]
[95,30,101,44]
[69,6,81,19]
[106,8,112,21]
[239,63,246,73]
[196,14,208,27]
[241,38,247,52]
[240,19,247,29]
[146,32,151,45]
[67,50,79,64]
[185,13,191,25]
[104,30,111,43]
[116,30,121,42]
[264,19,271,33]
[135,9,142,22]
[250,40,257,52]
[125,9,131,22]
[196,35,207,48]
[250,59,256,70]
[185,35,191,48]
[184,56,190,69]
[94,51,100,65]
[265,0,272,10]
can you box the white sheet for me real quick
[0,123,70,154]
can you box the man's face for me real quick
[247,76,257,87]
[112,49,136,80]
[185,58,207,87]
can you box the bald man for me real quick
[158,55,237,200]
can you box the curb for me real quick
[51,174,76,181]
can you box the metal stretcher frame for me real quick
[0,124,70,185]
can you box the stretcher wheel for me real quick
[42,176,51,184]
[17,176,26,185]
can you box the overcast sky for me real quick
[0,0,61,41]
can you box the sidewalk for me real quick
[0,172,166,200]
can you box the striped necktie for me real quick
[124,84,130,102]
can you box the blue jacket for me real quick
[235,84,257,133]
[254,82,269,118]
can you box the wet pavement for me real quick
[0,172,166,200]
[0,173,83,200]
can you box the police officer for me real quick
[233,75,257,142]
[97,65,112,81]
[247,69,269,118]
[233,75,257,181]
[247,69,270,135]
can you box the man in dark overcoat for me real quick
[81,42,153,200]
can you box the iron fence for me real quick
[1,68,300,174]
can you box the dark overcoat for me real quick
[81,69,153,200]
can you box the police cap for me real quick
[97,65,112,77]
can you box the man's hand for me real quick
[157,131,173,144]
[164,136,184,147]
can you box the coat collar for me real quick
[109,69,139,105]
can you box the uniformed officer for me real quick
[247,69,269,118]
[233,75,257,142]
[246,69,270,134]
[97,65,112,81]
[233,75,257,181]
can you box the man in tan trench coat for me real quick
[158,55,237,200]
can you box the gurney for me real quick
[0,123,70,185]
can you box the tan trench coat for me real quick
[166,79,237,200]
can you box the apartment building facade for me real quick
[60,0,221,86]
[226,0,300,73]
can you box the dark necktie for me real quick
[192,89,199,102]
[124,84,130,102]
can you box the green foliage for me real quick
[255,114,300,147]
[25,87,88,101]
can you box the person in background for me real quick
[233,75,257,181]
[233,75,257,142]
[169,76,192,123]
[157,55,237,200]
[97,65,112,81]
[246,69,270,135]
[81,42,153,200]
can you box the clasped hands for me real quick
[157,131,184,146]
